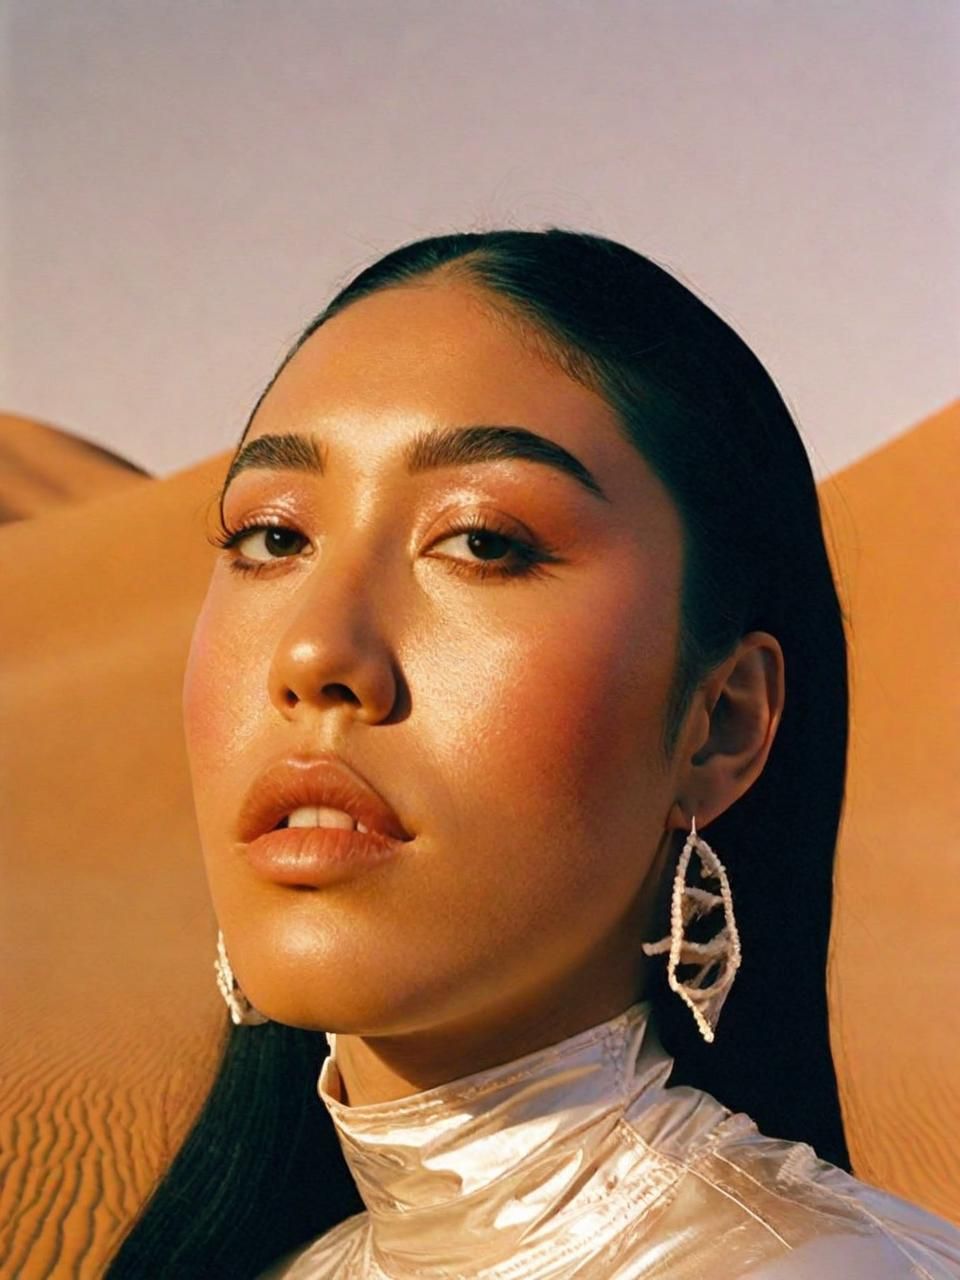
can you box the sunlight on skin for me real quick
[182,279,783,1105]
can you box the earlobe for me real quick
[664,797,693,832]
[674,632,785,828]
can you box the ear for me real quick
[666,631,785,832]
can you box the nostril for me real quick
[322,682,361,705]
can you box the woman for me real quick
[105,230,960,1278]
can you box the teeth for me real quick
[286,806,357,830]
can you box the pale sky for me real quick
[1,0,957,478]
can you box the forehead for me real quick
[250,283,610,454]
[244,280,676,526]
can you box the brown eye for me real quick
[208,521,312,576]
[433,528,515,563]
[234,526,308,561]
[426,515,562,583]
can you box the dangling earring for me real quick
[214,928,270,1026]
[641,814,741,1044]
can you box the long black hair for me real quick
[106,229,851,1278]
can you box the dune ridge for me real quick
[0,413,150,524]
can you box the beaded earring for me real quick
[214,928,270,1026]
[641,814,741,1044]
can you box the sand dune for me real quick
[0,413,149,523]
[818,401,960,1217]
[1,403,957,1278]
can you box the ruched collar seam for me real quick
[325,1014,634,1122]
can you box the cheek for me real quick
[421,566,678,843]
[182,587,268,794]
[515,619,671,829]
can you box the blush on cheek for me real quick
[182,597,252,762]
[495,600,675,827]
[184,592,279,783]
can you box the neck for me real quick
[331,960,655,1107]
[316,997,672,1274]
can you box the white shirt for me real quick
[262,998,960,1278]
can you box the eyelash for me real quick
[207,513,560,583]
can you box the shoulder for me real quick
[622,1093,960,1278]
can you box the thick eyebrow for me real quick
[220,425,610,503]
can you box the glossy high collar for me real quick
[316,999,673,1274]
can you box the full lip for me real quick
[236,753,413,845]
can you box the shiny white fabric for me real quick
[263,999,960,1278]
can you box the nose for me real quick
[267,549,400,726]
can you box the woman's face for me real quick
[183,278,692,1082]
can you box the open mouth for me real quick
[268,806,369,834]
[237,757,412,845]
